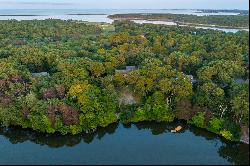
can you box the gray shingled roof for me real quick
[32,72,50,77]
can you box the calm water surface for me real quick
[132,20,177,25]
[132,20,248,33]
[0,121,248,165]
[0,9,241,16]
[0,9,248,33]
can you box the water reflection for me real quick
[189,125,219,141]
[218,143,249,165]
[0,121,248,165]
[0,122,119,148]
[132,120,188,135]
[1,121,188,147]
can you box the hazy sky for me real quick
[0,0,249,10]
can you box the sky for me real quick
[0,0,249,10]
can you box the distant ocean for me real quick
[0,9,241,22]
[0,9,247,33]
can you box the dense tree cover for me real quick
[108,14,249,28]
[0,19,249,141]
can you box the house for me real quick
[32,72,50,77]
[125,66,136,71]
[171,74,197,84]
[115,66,136,74]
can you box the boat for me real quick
[171,126,182,133]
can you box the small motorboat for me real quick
[171,126,182,133]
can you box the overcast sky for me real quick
[0,0,249,10]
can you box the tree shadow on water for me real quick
[0,122,249,165]
[187,125,249,165]
[0,122,119,148]
[132,120,188,135]
[218,143,249,165]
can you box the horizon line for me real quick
[0,8,249,10]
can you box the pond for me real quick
[0,121,248,165]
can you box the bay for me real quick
[0,9,247,33]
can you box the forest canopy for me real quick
[0,19,249,141]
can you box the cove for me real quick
[0,121,248,165]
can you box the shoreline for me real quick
[0,14,107,16]
[0,17,248,146]
[110,17,249,30]
[0,14,47,16]
[66,14,107,15]
[1,118,248,144]
[0,14,248,31]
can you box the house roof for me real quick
[32,72,50,77]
